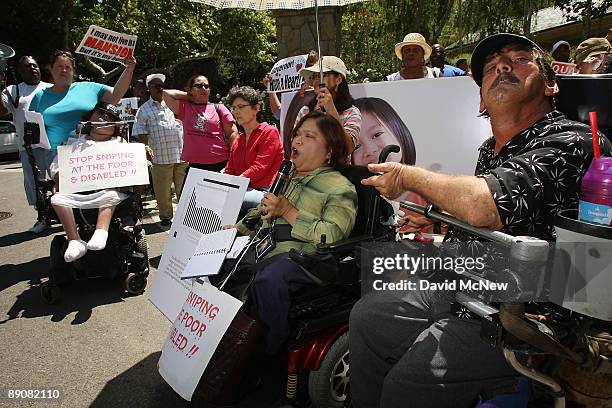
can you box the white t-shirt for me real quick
[386,67,440,81]
[1,81,52,150]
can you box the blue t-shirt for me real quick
[441,64,465,77]
[29,82,109,150]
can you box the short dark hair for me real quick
[306,50,319,67]
[292,110,349,168]
[456,58,468,66]
[226,86,264,122]
[49,50,75,69]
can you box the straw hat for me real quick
[394,33,432,61]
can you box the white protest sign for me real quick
[76,25,137,65]
[268,54,308,93]
[159,281,243,401]
[181,228,237,279]
[280,77,489,176]
[57,141,148,194]
[118,97,138,122]
[149,169,249,321]
[551,61,577,75]
[23,111,51,149]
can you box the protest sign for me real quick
[149,169,249,321]
[158,281,243,401]
[118,97,138,122]
[57,141,148,194]
[267,54,308,93]
[551,61,577,75]
[76,25,137,65]
[280,77,490,176]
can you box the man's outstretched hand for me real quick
[362,162,411,200]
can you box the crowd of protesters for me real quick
[0,31,610,232]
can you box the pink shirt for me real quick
[178,100,234,164]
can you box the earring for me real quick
[326,153,331,164]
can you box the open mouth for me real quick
[290,147,299,159]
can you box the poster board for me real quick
[158,281,242,401]
[148,169,249,321]
[267,54,308,93]
[280,77,490,176]
[57,141,148,194]
[76,25,137,65]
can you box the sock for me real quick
[87,229,109,251]
[64,239,88,263]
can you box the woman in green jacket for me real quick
[237,110,357,354]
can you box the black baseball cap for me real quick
[94,101,121,121]
[471,33,543,87]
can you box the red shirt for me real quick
[225,122,284,189]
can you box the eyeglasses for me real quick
[230,103,252,112]
[192,83,210,89]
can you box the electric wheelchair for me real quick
[187,148,398,408]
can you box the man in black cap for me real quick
[349,33,612,407]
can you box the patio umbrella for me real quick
[189,0,366,76]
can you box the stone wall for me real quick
[274,7,342,58]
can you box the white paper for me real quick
[75,25,137,65]
[158,281,243,401]
[23,111,50,149]
[227,236,250,259]
[181,228,237,279]
[118,97,138,122]
[268,54,308,93]
[149,169,249,321]
[57,142,149,194]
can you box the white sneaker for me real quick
[28,221,48,234]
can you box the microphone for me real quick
[269,159,293,196]
[242,159,292,228]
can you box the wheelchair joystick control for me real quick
[316,234,330,255]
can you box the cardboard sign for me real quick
[268,54,308,93]
[148,169,249,321]
[57,141,148,193]
[76,25,137,65]
[158,281,243,401]
[118,97,138,122]
[551,61,577,75]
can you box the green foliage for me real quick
[341,0,557,82]
[1,0,276,97]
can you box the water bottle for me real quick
[579,157,612,226]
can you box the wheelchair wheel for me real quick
[49,235,70,286]
[136,232,148,259]
[308,332,350,408]
[125,273,147,295]
[40,282,61,305]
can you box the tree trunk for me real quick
[523,0,533,36]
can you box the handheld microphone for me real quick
[269,159,293,196]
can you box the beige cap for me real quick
[575,37,610,66]
[394,33,432,60]
[299,56,348,80]
[146,73,166,87]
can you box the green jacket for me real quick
[237,166,357,268]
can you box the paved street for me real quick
[0,156,189,407]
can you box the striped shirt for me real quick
[132,98,183,165]
[295,104,362,148]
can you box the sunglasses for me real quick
[192,83,210,89]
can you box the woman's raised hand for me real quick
[124,55,137,71]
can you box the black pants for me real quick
[349,289,517,408]
[250,258,316,354]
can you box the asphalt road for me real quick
[0,155,190,408]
